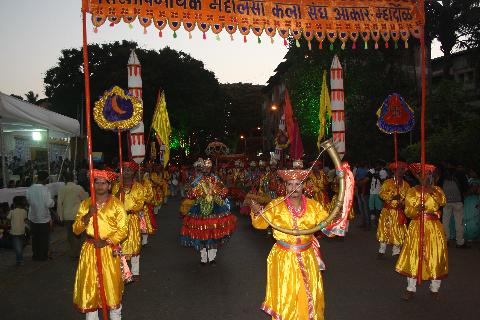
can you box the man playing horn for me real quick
[250,164,329,320]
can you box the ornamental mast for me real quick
[128,49,146,164]
[330,55,345,159]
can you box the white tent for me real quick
[0,91,80,187]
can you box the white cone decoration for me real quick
[330,55,345,159]
[128,50,146,164]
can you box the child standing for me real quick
[7,196,28,266]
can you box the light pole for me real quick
[240,135,247,155]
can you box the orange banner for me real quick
[84,0,424,47]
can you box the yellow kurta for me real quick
[73,196,128,312]
[113,181,146,258]
[376,179,410,246]
[252,197,329,320]
[395,186,448,280]
[150,172,164,206]
[142,176,156,234]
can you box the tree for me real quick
[44,41,226,161]
[426,0,480,79]
[25,91,39,104]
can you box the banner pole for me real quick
[82,7,109,320]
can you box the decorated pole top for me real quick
[127,49,142,100]
[330,54,343,101]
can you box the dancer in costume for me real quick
[306,161,330,205]
[181,159,237,265]
[113,161,147,281]
[250,168,329,320]
[396,163,447,300]
[376,162,410,258]
[73,169,127,319]
[140,169,155,246]
[179,160,202,216]
[150,164,165,214]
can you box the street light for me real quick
[271,104,278,111]
[240,135,247,154]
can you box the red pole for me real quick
[118,130,124,195]
[417,18,427,285]
[82,8,109,320]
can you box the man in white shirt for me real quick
[57,172,88,258]
[26,171,55,261]
[368,162,388,228]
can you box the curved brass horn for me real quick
[257,139,345,236]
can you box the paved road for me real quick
[1,196,479,319]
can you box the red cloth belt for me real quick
[412,212,441,221]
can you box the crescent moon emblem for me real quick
[111,95,126,115]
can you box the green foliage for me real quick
[44,41,225,159]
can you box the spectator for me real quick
[26,171,55,261]
[57,172,88,259]
[355,162,370,230]
[368,161,388,228]
[7,196,28,266]
[442,168,470,249]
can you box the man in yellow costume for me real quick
[113,161,147,281]
[376,161,410,258]
[250,167,329,320]
[73,169,128,319]
[150,164,165,214]
[396,163,448,300]
[140,168,155,246]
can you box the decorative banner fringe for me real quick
[143,27,147,34]
[230,34,234,41]
[270,36,274,44]
[128,23,133,29]
[159,30,163,37]
[308,41,312,51]
[295,39,300,47]
[374,42,379,49]
[330,42,334,50]
[173,30,177,38]
[257,36,261,44]
[319,41,323,49]
[394,41,398,49]
[364,41,368,49]
[404,40,409,48]
[94,27,98,33]
[109,22,115,27]
[203,32,206,40]
[283,38,288,46]
[244,35,247,43]
[216,34,220,41]
[341,42,345,50]
[385,41,389,48]
[352,42,356,49]
[189,31,192,39]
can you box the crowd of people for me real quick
[0,155,479,319]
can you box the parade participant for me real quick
[179,160,202,216]
[181,158,237,265]
[73,169,127,319]
[140,168,155,246]
[250,167,329,320]
[113,161,147,281]
[307,161,330,205]
[150,164,165,214]
[396,163,447,300]
[368,161,388,227]
[376,161,410,258]
[328,176,355,235]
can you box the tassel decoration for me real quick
[394,41,398,49]
[203,32,206,40]
[352,42,356,49]
[329,42,334,50]
[159,30,163,37]
[295,39,300,47]
[385,41,389,48]
[341,42,345,50]
[216,34,221,41]
[230,34,234,41]
[173,30,177,38]
[244,35,247,43]
[109,22,115,27]
[283,38,288,46]
[319,41,323,49]
[144,27,147,34]
[404,40,409,48]
[270,37,274,44]
[374,42,379,49]
[128,23,133,29]
[94,27,98,33]
[258,36,261,44]
[364,41,368,49]
[189,31,192,39]
[308,41,312,51]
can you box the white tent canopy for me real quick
[0,91,80,137]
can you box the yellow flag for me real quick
[151,90,172,167]
[317,70,332,149]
